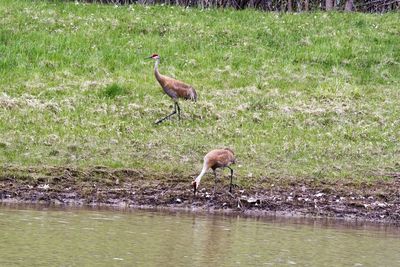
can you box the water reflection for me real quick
[0,204,399,266]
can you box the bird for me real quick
[191,148,236,195]
[147,54,197,124]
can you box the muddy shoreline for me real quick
[1,167,399,225]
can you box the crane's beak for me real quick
[145,56,152,59]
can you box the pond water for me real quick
[0,205,399,267]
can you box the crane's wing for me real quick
[163,76,197,101]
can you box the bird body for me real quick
[155,71,197,101]
[149,54,197,124]
[192,148,236,194]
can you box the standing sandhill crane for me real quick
[147,54,197,124]
[192,148,236,195]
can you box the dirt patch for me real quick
[1,166,399,224]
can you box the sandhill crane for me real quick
[192,148,236,195]
[147,54,197,124]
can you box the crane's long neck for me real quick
[194,161,208,189]
[154,58,163,84]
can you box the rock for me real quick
[247,197,258,203]
[38,184,50,190]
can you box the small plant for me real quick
[101,84,127,99]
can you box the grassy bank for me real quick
[0,0,399,186]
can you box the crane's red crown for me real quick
[150,54,159,59]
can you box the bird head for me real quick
[191,180,197,195]
[147,53,160,60]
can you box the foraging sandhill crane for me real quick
[147,54,197,124]
[192,148,236,195]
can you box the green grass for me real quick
[0,0,399,185]
[100,83,128,99]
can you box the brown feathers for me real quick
[156,73,197,101]
[192,148,236,194]
[153,56,197,102]
[204,148,235,170]
[150,54,197,124]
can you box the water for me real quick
[0,206,399,267]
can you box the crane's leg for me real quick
[227,166,234,193]
[176,102,181,121]
[213,169,217,194]
[155,102,178,124]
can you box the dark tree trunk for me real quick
[288,0,293,11]
[326,0,334,10]
[345,0,354,11]
[304,0,309,11]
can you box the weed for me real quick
[100,84,127,99]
